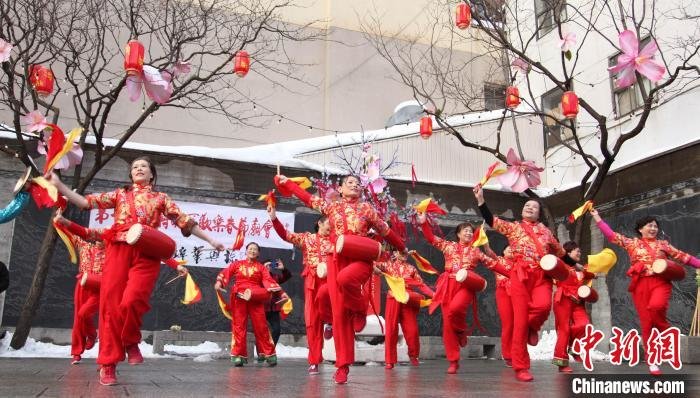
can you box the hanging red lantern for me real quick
[123,39,145,76]
[561,91,579,119]
[233,50,250,77]
[419,116,433,140]
[505,86,520,109]
[455,3,472,30]
[29,65,54,97]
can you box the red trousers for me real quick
[552,298,589,364]
[384,295,420,364]
[495,285,513,361]
[441,278,475,362]
[304,275,330,365]
[71,280,99,356]
[631,275,671,364]
[97,243,160,365]
[328,254,372,367]
[231,294,276,357]
[510,266,552,371]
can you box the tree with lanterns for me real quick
[362,0,700,238]
[0,0,318,349]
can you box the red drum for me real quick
[316,262,327,278]
[335,234,382,262]
[489,262,511,278]
[652,259,686,281]
[540,254,570,281]
[455,269,487,292]
[577,285,598,303]
[125,223,176,260]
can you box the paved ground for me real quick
[0,357,698,397]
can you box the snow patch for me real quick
[528,330,609,361]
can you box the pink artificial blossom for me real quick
[21,110,49,133]
[511,57,530,74]
[36,136,83,170]
[558,32,577,52]
[497,148,544,193]
[125,64,173,105]
[171,60,191,78]
[360,158,387,194]
[608,30,666,89]
[0,39,12,63]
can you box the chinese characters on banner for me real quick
[571,325,682,371]
[89,201,295,268]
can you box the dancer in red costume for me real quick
[473,185,564,382]
[591,208,700,375]
[493,246,514,368]
[47,157,224,386]
[268,205,332,375]
[274,174,406,384]
[54,214,105,365]
[374,250,434,369]
[215,242,281,367]
[552,241,592,373]
[417,213,504,374]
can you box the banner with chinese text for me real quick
[88,201,295,268]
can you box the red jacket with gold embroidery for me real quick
[271,218,332,279]
[609,235,692,277]
[275,179,406,251]
[63,220,105,275]
[421,222,501,275]
[554,266,593,303]
[85,183,195,242]
[492,217,564,267]
[217,259,280,294]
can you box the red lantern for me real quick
[123,39,145,76]
[29,65,54,97]
[561,91,579,119]
[505,86,520,109]
[233,50,250,77]
[419,116,433,140]
[455,3,472,30]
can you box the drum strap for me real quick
[519,221,546,258]
[639,239,659,261]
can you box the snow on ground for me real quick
[1,330,608,362]
[0,332,308,359]
[528,330,609,362]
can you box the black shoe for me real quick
[0,330,6,340]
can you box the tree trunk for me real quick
[10,221,59,349]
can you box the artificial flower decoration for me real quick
[21,110,49,133]
[497,148,544,193]
[126,64,173,105]
[360,158,387,194]
[0,39,12,63]
[170,60,191,78]
[559,32,577,60]
[608,29,666,89]
[511,57,530,74]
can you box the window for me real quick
[541,87,573,150]
[608,38,654,117]
[534,0,566,38]
[483,83,506,110]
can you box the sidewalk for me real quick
[1,357,698,397]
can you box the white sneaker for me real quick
[649,364,662,376]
